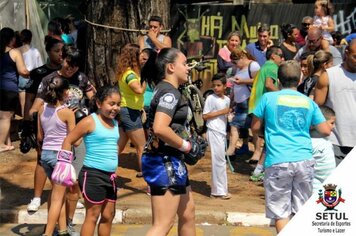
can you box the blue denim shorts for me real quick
[18,76,30,92]
[230,99,251,129]
[40,149,58,178]
[119,107,143,132]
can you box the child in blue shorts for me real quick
[251,60,332,233]
[39,77,77,236]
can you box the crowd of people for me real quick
[1,0,356,235]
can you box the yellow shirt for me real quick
[118,69,144,110]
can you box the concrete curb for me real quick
[1,208,272,226]
[226,212,274,226]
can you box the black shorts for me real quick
[150,179,190,196]
[0,89,18,112]
[78,166,118,204]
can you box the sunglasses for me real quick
[308,36,321,44]
[275,53,284,58]
[302,23,311,27]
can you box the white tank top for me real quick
[325,64,356,147]
[143,34,164,50]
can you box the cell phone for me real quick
[227,77,236,82]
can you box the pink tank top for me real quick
[40,104,68,150]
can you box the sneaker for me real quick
[249,172,265,182]
[235,144,249,155]
[67,222,80,236]
[27,198,41,212]
[76,201,84,209]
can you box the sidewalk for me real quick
[11,208,272,226]
[0,142,270,226]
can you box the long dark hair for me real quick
[44,77,70,105]
[140,49,158,87]
[280,24,298,40]
[0,27,15,58]
[156,48,181,82]
[89,85,121,113]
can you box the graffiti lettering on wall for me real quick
[172,3,356,88]
[334,8,356,35]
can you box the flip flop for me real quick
[245,159,258,164]
[210,193,232,200]
[0,145,15,153]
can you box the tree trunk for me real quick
[84,0,170,87]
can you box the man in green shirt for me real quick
[249,46,284,114]
[247,46,284,181]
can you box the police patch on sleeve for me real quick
[38,82,44,93]
[158,93,178,110]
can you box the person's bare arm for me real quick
[315,121,332,136]
[251,115,262,134]
[62,116,93,151]
[320,39,330,52]
[59,108,82,147]
[314,71,329,105]
[147,30,172,50]
[324,17,335,33]
[265,77,279,91]
[37,106,44,148]
[153,112,185,149]
[129,80,147,94]
[233,76,254,86]
[11,49,29,77]
[29,97,44,118]
[203,107,230,121]
[162,35,172,48]
[24,93,36,120]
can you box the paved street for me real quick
[0,224,276,236]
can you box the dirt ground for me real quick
[0,139,265,219]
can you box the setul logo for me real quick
[316,184,345,211]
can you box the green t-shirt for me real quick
[248,60,278,114]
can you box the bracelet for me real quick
[178,139,191,153]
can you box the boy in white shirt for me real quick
[203,73,231,199]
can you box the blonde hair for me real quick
[315,0,334,16]
[307,50,333,75]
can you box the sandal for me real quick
[245,159,258,164]
[0,145,15,153]
[210,193,231,200]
